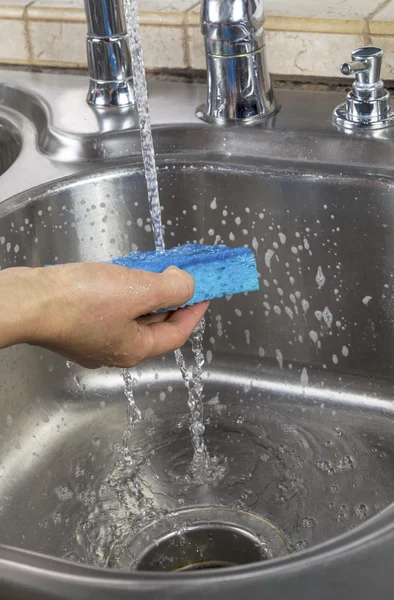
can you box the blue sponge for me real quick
[111,243,259,308]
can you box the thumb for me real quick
[160,265,195,307]
[133,266,195,314]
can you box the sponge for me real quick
[111,243,259,308]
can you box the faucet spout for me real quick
[84,0,134,108]
[198,0,278,124]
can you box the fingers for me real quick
[133,301,209,362]
[128,266,195,315]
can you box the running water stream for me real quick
[174,320,209,473]
[121,0,214,476]
[120,369,141,464]
[123,0,164,253]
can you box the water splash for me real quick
[175,319,227,483]
[175,320,208,465]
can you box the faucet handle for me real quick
[198,0,278,122]
[340,46,383,86]
[202,0,265,56]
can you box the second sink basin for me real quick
[0,155,394,576]
[0,115,20,177]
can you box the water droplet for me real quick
[300,367,309,387]
[336,456,354,472]
[302,517,316,529]
[354,504,368,520]
[54,485,74,502]
[265,249,275,270]
[295,540,309,551]
[316,460,332,472]
[322,306,333,328]
[316,266,326,288]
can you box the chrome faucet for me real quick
[333,46,394,130]
[197,0,278,124]
[84,0,134,108]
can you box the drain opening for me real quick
[137,524,270,572]
[131,507,290,573]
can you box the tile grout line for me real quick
[362,19,373,45]
[364,0,394,45]
[23,1,37,65]
[183,2,201,70]
[368,0,394,20]
[182,21,191,68]
[186,2,201,15]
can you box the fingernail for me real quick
[163,266,194,296]
[164,266,193,282]
[165,266,182,274]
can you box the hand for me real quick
[0,263,209,369]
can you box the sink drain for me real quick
[130,507,290,572]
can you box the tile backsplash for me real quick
[0,0,393,79]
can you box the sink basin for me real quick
[0,116,20,176]
[1,154,394,590]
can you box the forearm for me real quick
[0,267,44,348]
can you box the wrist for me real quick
[0,267,47,348]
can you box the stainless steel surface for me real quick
[84,0,134,108]
[0,115,20,176]
[198,0,277,123]
[2,70,394,598]
[333,46,394,130]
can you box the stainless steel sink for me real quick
[0,115,20,176]
[1,71,394,599]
